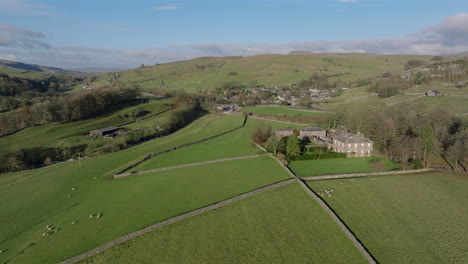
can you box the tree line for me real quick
[330,103,467,170]
[0,84,140,134]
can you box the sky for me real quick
[0,0,467,69]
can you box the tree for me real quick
[418,123,440,167]
[286,136,300,156]
[265,135,284,155]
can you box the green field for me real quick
[130,115,306,172]
[242,106,328,117]
[307,172,468,263]
[80,183,365,264]
[87,54,434,92]
[0,154,289,264]
[289,157,397,177]
[0,99,171,155]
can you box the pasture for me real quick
[130,114,306,172]
[0,99,171,156]
[289,157,397,177]
[307,172,468,264]
[91,54,434,91]
[79,183,365,264]
[0,153,289,264]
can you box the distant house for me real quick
[332,131,373,157]
[214,104,240,112]
[425,90,442,96]
[299,127,326,141]
[90,127,122,137]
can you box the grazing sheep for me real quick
[340,182,343,185]
[68,194,72,198]
[0,250,3,253]
[89,214,94,218]
[72,221,76,224]
[42,232,48,236]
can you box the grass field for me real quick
[0,99,171,155]
[242,106,328,117]
[86,54,434,92]
[307,172,468,264]
[289,157,397,177]
[130,114,306,172]
[79,183,365,264]
[0,154,290,264]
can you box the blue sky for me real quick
[0,0,467,68]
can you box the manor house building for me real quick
[332,131,373,157]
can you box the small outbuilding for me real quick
[425,90,442,96]
[90,127,122,137]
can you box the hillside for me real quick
[0,59,71,74]
[90,53,437,92]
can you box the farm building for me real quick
[90,127,122,137]
[332,131,373,157]
[275,128,294,137]
[299,127,326,140]
[425,90,442,96]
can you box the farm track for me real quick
[114,154,267,178]
[57,179,296,264]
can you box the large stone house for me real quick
[332,131,373,157]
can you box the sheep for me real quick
[42,232,48,236]
[68,194,72,198]
[72,221,76,224]
[89,214,94,218]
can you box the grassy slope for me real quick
[289,157,397,177]
[0,100,171,155]
[131,114,306,172]
[80,183,365,264]
[0,155,289,263]
[0,65,53,79]
[90,54,434,92]
[242,106,328,117]
[0,114,301,264]
[308,172,468,264]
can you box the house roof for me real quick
[334,130,373,144]
[335,134,373,144]
[301,126,324,132]
[276,128,294,132]
[428,89,441,94]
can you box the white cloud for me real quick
[0,54,17,61]
[0,23,50,49]
[0,0,59,16]
[3,12,468,68]
[152,3,183,10]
